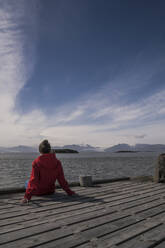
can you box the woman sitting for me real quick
[21,140,75,203]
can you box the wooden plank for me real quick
[0,181,154,204]
[117,239,155,248]
[0,206,115,235]
[0,184,164,213]
[0,184,164,228]
[154,241,165,248]
[0,182,165,248]
[75,181,158,195]
[0,207,129,244]
[122,200,165,215]
[0,184,131,212]
[73,240,112,248]
[120,195,161,210]
[104,186,165,202]
[0,195,105,219]
[118,223,165,248]
[136,205,165,219]
[28,217,161,248]
[74,180,131,192]
[0,181,160,204]
[100,219,163,247]
[49,217,144,248]
[0,182,163,214]
[0,214,140,248]
[4,192,161,237]
[0,204,105,228]
[0,211,29,220]
[1,183,160,217]
[36,234,91,248]
[151,212,165,222]
[0,221,72,246]
[137,223,165,244]
[17,190,164,223]
[0,181,127,200]
[0,219,49,235]
[104,192,165,211]
[0,178,130,196]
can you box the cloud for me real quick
[0,1,165,147]
[51,85,165,127]
[0,0,42,146]
[42,86,165,146]
[40,121,165,147]
[53,108,85,124]
[134,134,147,139]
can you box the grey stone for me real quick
[154,153,165,183]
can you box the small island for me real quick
[115,150,138,153]
[52,149,78,153]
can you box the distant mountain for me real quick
[104,144,133,152]
[0,144,101,153]
[53,144,102,152]
[0,146,38,153]
[0,147,8,153]
[105,143,165,152]
[134,144,165,152]
[0,143,165,153]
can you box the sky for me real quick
[0,0,165,148]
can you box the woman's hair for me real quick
[39,140,51,154]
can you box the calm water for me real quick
[0,152,159,189]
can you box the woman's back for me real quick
[34,153,59,189]
[22,140,75,202]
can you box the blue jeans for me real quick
[25,180,29,189]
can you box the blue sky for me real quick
[0,0,165,147]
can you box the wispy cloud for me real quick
[0,1,165,147]
[39,86,165,146]
[43,57,165,146]
[0,0,42,146]
[134,134,147,139]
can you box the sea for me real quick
[0,151,160,190]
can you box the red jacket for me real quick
[24,153,75,200]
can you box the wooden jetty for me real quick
[1,178,165,247]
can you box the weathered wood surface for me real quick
[0,181,165,247]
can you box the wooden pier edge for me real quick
[0,176,155,195]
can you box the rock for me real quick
[154,153,165,183]
[79,176,93,187]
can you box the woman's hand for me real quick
[21,198,29,204]
[68,190,76,196]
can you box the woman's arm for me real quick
[57,160,75,195]
[23,162,40,201]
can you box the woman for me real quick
[21,140,75,203]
